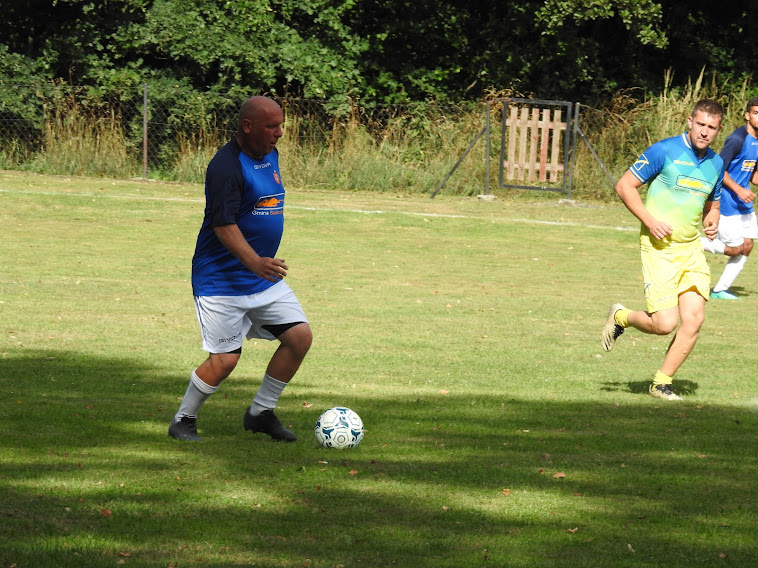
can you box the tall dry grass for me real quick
[171,129,228,183]
[4,73,757,199]
[572,69,755,199]
[28,93,139,178]
[277,101,488,194]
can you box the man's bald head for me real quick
[236,96,284,159]
[238,96,281,129]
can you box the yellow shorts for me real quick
[640,244,710,313]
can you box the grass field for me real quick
[1,169,756,568]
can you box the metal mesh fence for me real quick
[4,83,635,198]
[0,83,480,185]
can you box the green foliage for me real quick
[536,0,667,48]
[1,1,756,105]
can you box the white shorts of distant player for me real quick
[717,212,758,247]
[193,280,308,353]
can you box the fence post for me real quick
[567,102,581,198]
[142,83,148,180]
[430,125,487,199]
[484,101,491,196]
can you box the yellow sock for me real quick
[653,370,673,386]
[614,308,631,328]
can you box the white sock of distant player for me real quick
[701,236,725,254]
[249,373,288,416]
[174,369,218,420]
[713,254,747,292]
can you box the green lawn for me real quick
[1,170,756,568]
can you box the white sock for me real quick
[174,369,218,420]
[701,236,725,254]
[249,373,288,416]
[713,254,747,292]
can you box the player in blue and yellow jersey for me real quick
[169,96,313,441]
[701,97,758,299]
[601,99,725,401]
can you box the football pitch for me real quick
[1,170,756,567]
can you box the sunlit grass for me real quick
[0,170,757,567]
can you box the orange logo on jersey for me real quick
[253,193,285,216]
[258,197,282,208]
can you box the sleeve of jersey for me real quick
[708,157,725,202]
[628,142,664,185]
[719,130,744,165]
[205,152,244,228]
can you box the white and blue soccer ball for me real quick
[314,407,364,449]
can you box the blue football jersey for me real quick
[719,125,758,216]
[192,138,285,296]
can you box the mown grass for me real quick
[1,170,757,568]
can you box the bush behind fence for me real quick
[5,81,738,198]
[1,83,496,194]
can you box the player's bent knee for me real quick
[656,322,678,335]
[650,313,678,335]
[208,351,241,376]
[681,314,705,333]
[724,245,742,257]
[281,323,313,356]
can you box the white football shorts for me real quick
[717,212,758,247]
[193,280,308,353]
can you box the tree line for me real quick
[1,0,757,108]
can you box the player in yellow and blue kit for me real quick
[601,99,725,400]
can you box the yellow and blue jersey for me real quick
[630,132,724,248]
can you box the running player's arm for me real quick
[702,199,720,241]
[750,161,758,189]
[615,170,673,240]
[723,170,755,204]
[213,224,288,282]
[702,165,723,241]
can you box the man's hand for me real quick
[703,219,719,241]
[251,256,289,282]
[214,224,288,281]
[615,170,672,241]
[646,219,673,241]
[736,186,756,204]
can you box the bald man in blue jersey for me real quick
[169,96,313,442]
[702,97,758,299]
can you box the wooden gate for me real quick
[430,97,578,199]
[498,98,573,193]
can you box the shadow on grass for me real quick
[601,379,699,396]
[1,348,757,568]
[722,285,753,299]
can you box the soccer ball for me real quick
[314,407,364,449]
